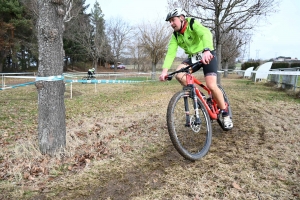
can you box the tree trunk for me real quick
[64,57,67,71]
[216,43,222,84]
[151,62,156,80]
[94,58,98,71]
[216,43,222,70]
[0,56,4,73]
[223,61,229,78]
[36,0,66,155]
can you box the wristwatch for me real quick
[202,48,210,53]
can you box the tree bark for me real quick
[0,56,4,72]
[151,63,156,80]
[36,0,66,155]
[223,61,229,78]
[216,43,222,84]
[216,43,222,70]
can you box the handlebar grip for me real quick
[165,75,173,81]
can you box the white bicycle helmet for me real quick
[165,8,186,21]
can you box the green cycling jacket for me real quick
[162,17,214,69]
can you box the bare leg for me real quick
[205,75,226,110]
[175,63,189,86]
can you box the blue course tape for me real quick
[35,75,64,81]
[1,79,142,91]
[65,79,142,84]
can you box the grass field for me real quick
[0,74,299,199]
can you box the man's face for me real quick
[168,16,182,32]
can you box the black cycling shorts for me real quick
[182,50,218,77]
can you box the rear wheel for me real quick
[166,90,212,161]
[81,77,88,84]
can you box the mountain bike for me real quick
[81,75,96,84]
[165,61,232,161]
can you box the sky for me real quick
[84,0,300,60]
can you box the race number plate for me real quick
[191,52,203,64]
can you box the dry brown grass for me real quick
[0,74,299,199]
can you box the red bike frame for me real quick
[185,71,221,120]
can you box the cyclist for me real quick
[159,8,233,130]
[88,68,95,78]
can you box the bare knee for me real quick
[206,83,219,92]
[205,79,217,90]
[175,72,186,85]
[205,75,218,91]
[175,64,188,86]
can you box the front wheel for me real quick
[166,90,212,161]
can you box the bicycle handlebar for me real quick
[165,61,202,81]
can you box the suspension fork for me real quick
[183,85,201,126]
[183,96,190,127]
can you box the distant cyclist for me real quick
[159,8,233,130]
[88,68,95,78]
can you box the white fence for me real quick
[0,72,153,91]
[1,72,36,90]
[235,67,300,91]
[267,68,300,90]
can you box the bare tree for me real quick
[221,30,250,77]
[168,0,278,70]
[63,0,83,23]
[89,1,107,70]
[63,2,108,71]
[36,0,75,155]
[127,39,139,71]
[106,17,132,71]
[64,12,93,59]
[137,21,172,79]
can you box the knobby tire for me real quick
[166,90,212,161]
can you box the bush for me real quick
[271,62,290,69]
[290,62,300,68]
[241,62,260,70]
